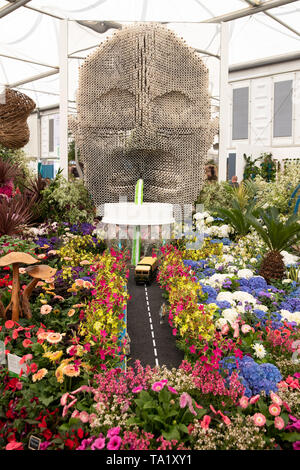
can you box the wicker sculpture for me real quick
[0,88,35,149]
[70,23,217,213]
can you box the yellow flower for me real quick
[43,350,63,362]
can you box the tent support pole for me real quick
[59,18,69,180]
[218,23,230,183]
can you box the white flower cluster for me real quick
[280,309,300,325]
[281,251,299,267]
[193,211,234,238]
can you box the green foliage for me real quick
[0,144,33,188]
[195,181,233,214]
[259,152,276,182]
[0,235,37,255]
[243,152,276,182]
[39,170,95,224]
[253,162,300,215]
[248,206,300,252]
[243,153,261,180]
[127,388,205,442]
[215,198,259,237]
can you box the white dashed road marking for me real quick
[145,284,159,367]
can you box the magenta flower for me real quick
[132,386,143,393]
[107,427,121,438]
[168,386,178,395]
[91,437,106,450]
[151,381,165,392]
[107,435,122,450]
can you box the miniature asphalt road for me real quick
[127,267,184,369]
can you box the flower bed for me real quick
[0,221,299,450]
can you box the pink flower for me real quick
[189,345,196,354]
[270,392,283,406]
[274,416,285,430]
[71,410,80,419]
[221,324,229,335]
[200,415,211,430]
[249,394,260,405]
[6,441,23,450]
[107,427,121,438]
[167,386,178,395]
[107,435,122,450]
[253,413,266,427]
[151,381,165,392]
[269,403,281,416]
[239,396,249,409]
[179,392,192,409]
[241,324,252,334]
[79,411,90,423]
[132,386,143,393]
[91,437,105,450]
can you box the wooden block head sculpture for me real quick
[71,23,217,212]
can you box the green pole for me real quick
[131,179,143,265]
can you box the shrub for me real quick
[39,171,95,224]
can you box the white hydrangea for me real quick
[281,250,299,266]
[216,291,235,305]
[280,310,300,325]
[231,291,257,305]
[205,273,234,288]
[215,318,228,329]
[222,308,239,326]
[237,269,254,279]
[257,305,268,312]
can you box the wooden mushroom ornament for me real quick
[0,252,39,321]
[22,265,57,319]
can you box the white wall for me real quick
[225,58,300,180]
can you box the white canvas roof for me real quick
[0,0,299,108]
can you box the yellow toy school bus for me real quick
[134,257,159,285]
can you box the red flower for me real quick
[65,438,75,450]
[22,339,32,348]
[77,428,84,439]
[43,429,53,440]
[5,320,14,329]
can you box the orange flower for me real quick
[32,368,48,382]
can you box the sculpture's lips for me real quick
[109,171,183,197]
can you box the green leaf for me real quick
[162,426,180,442]
[280,432,300,442]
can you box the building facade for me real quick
[226,52,300,182]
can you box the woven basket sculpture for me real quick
[0,88,35,149]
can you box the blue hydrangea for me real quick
[199,284,218,300]
[280,297,300,313]
[220,356,282,397]
[213,300,232,310]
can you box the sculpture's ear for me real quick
[68,115,79,138]
[210,117,219,138]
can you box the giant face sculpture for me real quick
[71,23,217,213]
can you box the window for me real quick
[232,87,249,140]
[273,80,293,138]
[49,118,54,152]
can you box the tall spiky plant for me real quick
[216,198,260,238]
[248,207,300,283]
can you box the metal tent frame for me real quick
[0,0,299,180]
